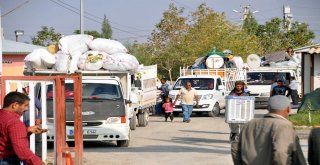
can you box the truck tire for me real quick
[138,112,148,127]
[116,140,129,147]
[130,112,137,130]
[208,103,220,117]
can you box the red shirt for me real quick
[0,109,42,165]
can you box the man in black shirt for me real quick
[271,80,291,97]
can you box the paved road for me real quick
[80,109,309,165]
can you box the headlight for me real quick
[202,94,213,100]
[260,92,270,97]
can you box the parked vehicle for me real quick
[246,66,301,108]
[169,67,246,117]
[24,65,157,147]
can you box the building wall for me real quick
[314,55,320,90]
[2,54,26,76]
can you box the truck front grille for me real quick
[66,121,103,127]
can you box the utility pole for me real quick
[233,5,259,27]
[80,0,84,34]
[283,5,293,31]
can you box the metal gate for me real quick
[0,74,83,165]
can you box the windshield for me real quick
[247,72,288,85]
[47,83,122,100]
[173,78,214,90]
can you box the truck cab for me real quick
[44,76,131,147]
[246,66,301,108]
[169,75,225,117]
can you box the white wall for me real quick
[304,54,311,94]
[314,55,320,90]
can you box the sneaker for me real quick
[186,120,191,123]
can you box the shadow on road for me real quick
[84,144,230,154]
[179,130,229,135]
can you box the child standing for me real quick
[162,97,174,122]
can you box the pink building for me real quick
[2,40,44,76]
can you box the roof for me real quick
[294,43,320,54]
[2,39,45,55]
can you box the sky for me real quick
[1,0,320,44]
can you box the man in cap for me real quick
[233,95,306,165]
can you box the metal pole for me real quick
[80,0,84,34]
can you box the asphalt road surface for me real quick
[80,109,309,165]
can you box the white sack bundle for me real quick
[102,53,139,74]
[231,56,244,69]
[41,51,56,69]
[24,48,50,69]
[59,34,93,54]
[89,38,128,54]
[54,51,81,73]
[78,51,106,71]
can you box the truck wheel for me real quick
[138,112,148,127]
[173,112,179,117]
[208,103,220,117]
[150,105,156,116]
[116,140,129,147]
[130,112,137,130]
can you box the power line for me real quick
[171,0,195,11]
[1,0,32,17]
[55,0,145,31]
[47,0,146,37]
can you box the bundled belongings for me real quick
[24,48,56,70]
[54,51,81,73]
[78,51,106,71]
[89,38,128,54]
[24,35,140,74]
[102,53,139,74]
[298,88,320,113]
[59,34,93,54]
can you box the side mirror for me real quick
[218,85,225,90]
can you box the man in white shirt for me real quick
[289,76,299,105]
[173,82,199,123]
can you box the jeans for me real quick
[0,157,20,165]
[181,104,193,121]
[291,90,299,105]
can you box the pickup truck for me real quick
[169,67,246,117]
[24,65,157,147]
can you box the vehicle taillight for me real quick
[121,117,126,123]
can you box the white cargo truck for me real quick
[24,65,157,147]
[169,67,246,117]
[246,66,301,108]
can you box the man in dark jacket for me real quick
[308,127,320,165]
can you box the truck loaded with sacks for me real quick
[24,35,157,147]
[245,52,302,108]
[169,49,246,117]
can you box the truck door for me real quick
[213,78,225,107]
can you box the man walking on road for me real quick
[234,95,306,165]
[0,92,46,165]
[173,82,198,123]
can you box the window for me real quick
[173,78,214,90]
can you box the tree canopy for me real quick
[31,26,62,46]
[101,15,112,39]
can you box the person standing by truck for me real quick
[173,82,199,123]
[271,80,291,97]
[289,76,299,105]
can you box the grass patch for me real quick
[289,111,320,126]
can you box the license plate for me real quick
[68,129,97,135]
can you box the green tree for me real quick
[31,26,62,46]
[148,3,189,82]
[101,15,112,39]
[250,17,315,54]
[73,30,101,38]
[242,12,259,35]
[126,41,154,65]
